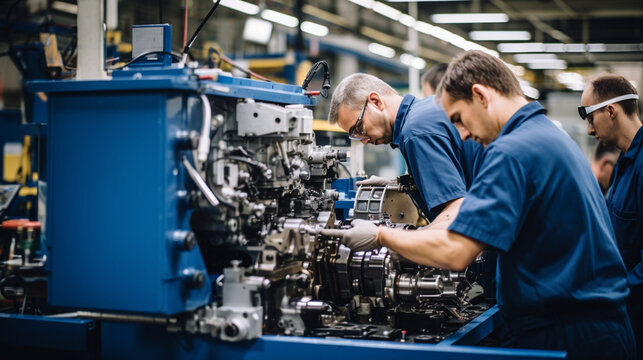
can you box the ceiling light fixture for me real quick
[399,14,416,27]
[348,0,374,9]
[261,9,299,28]
[469,31,531,41]
[527,59,567,70]
[368,42,396,58]
[431,13,508,24]
[556,72,585,91]
[415,21,499,57]
[243,18,272,44]
[513,53,558,63]
[500,42,641,53]
[372,1,402,21]
[219,0,259,15]
[400,53,426,70]
[300,21,329,37]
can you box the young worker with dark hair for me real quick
[325,50,636,359]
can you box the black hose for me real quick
[182,0,221,56]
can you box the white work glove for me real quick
[356,175,395,186]
[320,219,380,252]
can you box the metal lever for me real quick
[181,156,220,207]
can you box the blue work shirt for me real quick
[608,126,643,289]
[449,101,629,329]
[391,94,484,221]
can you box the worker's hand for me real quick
[356,175,395,186]
[320,219,380,252]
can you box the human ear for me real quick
[606,104,616,120]
[471,84,488,108]
[368,92,384,111]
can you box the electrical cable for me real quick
[158,0,163,23]
[301,60,331,98]
[207,47,271,82]
[338,162,351,177]
[182,0,188,50]
[181,0,221,61]
[109,50,182,70]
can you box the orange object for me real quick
[2,219,41,229]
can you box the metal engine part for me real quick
[183,96,487,342]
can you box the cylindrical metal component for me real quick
[396,273,417,299]
[182,269,206,289]
[171,230,196,251]
[416,275,444,298]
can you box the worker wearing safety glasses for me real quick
[580,75,642,359]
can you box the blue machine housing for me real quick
[28,68,313,316]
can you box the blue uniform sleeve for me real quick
[448,149,533,252]
[401,133,467,216]
[628,170,643,286]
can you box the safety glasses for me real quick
[348,99,369,140]
[578,94,639,121]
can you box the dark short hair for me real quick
[591,75,639,117]
[421,63,448,92]
[439,50,523,102]
[594,142,620,161]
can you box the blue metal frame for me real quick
[98,307,565,360]
[0,313,99,353]
[0,307,565,359]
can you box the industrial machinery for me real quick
[0,18,565,359]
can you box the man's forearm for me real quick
[426,198,463,230]
[377,226,484,271]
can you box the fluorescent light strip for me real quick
[415,21,498,57]
[557,72,585,91]
[431,13,508,24]
[520,83,540,99]
[499,42,641,53]
[400,53,426,70]
[261,9,299,28]
[399,14,416,27]
[469,31,530,41]
[368,43,396,58]
[513,53,557,63]
[372,1,402,21]
[219,0,259,15]
[498,43,544,53]
[527,59,567,70]
[300,21,329,37]
[348,0,374,8]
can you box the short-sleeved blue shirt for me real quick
[391,94,484,221]
[608,126,643,289]
[448,101,629,328]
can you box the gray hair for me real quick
[328,73,398,124]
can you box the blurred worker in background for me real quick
[325,50,635,359]
[590,142,620,197]
[581,74,642,357]
[421,63,448,97]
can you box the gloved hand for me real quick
[356,175,395,186]
[320,219,380,252]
